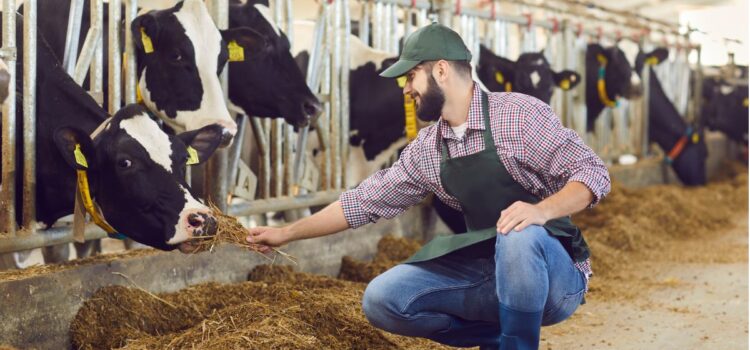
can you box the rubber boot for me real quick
[498,304,542,350]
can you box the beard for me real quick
[413,74,445,122]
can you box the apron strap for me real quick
[440,90,495,162]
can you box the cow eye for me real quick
[118,159,132,169]
[171,51,182,62]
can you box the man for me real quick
[247,23,610,350]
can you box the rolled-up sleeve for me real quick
[521,102,611,207]
[339,137,431,228]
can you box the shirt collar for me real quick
[439,83,484,140]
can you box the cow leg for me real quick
[74,240,102,258]
[42,244,71,264]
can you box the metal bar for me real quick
[0,225,107,254]
[205,0,229,211]
[292,127,309,188]
[285,0,293,46]
[272,120,282,197]
[108,0,121,114]
[360,0,370,46]
[73,24,101,85]
[373,1,383,51]
[22,0,37,236]
[228,190,343,217]
[63,0,84,75]
[284,124,293,196]
[250,117,270,198]
[227,114,247,192]
[321,2,332,190]
[341,0,351,188]
[124,0,138,104]
[90,0,104,103]
[0,0,17,236]
[331,0,342,189]
[641,64,650,157]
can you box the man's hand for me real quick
[496,201,549,235]
[246,226,292,254]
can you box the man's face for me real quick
[403,64,445,122]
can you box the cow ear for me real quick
[54,127,97,171]
[220,27,269,60]
[177,124,224,165]
[131,12,160,55]
[644,48,669,65]
[553,70,581,91]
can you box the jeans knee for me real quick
[495,225,547,257]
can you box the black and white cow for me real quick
[585,43,643,132]
[634,48,707,186]
[476,45,581,103]
[701,77,748,146]
[0,15,222,266]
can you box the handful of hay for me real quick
[182,205,296,264]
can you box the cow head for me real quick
[131,0,237,146]
[54,105,223,252]
[477,45,580,103]
[701,77,748,145]
[225,0,322,127]
[585,43,643,131]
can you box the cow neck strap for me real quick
[596,54,618,108]
[397,76,418,140]
[664,126,699,164]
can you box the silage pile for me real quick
[71,265,453,350]
[338,235,422,282]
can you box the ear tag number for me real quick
[141,27,154,54]
[74,144,88,168]
[228,40,245,62]
[186,146,200,165]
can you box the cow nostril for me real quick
[188,213,204,228]
[219,130,234,148]
[303,99,323,118]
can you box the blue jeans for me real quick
[362,225,586,348]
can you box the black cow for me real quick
[635,48,707,186]
[585,43,643,132]
[701,77,748,145]
[476,45,581,102]
[0,15,223,266]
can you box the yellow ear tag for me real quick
[396,76,407,88]
[743,98,748,108]
[140,27,154,54]
[692,133,700,144]
[495,71,505,84]
[228,40,245,62]
[645,56,659,66]
[186,146,200,165]
[74,144,88,168]
[504,82,512,92]
[560,79,571,90]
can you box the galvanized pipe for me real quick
[389,3,398,54]
[90,0,104,103]
[272,120,282,197]
[331,0,342,189]
[124,0,138,104]
[341,0,351,188]
[359,0,370,46]
[0,0,17,236]
[227,114,247,192]
[22,0,37,235]
[228,190,343,217]
[108,0,121,114]
[373,1,383,50]
[285,0,293,45]
[641,62,651,157]
[0,225,108,254]
[250,117,270,198]
[73,24,101,85]
[284,124,294,195]
[63,0,84,75]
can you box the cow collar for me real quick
[664,126,700,164]
[595,54,619,108]
[397,76,418,141]
[494,71,513,92]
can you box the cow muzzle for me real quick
[299,97,323,128]
[177,211,218,253]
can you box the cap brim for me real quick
[379,59,421,78]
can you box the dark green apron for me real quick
[405,92,590,264]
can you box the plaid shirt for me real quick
[340,84,611,287]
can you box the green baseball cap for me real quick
[380,22,472,78]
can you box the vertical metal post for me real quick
[359,0,370,46]
[205,0,230,210]
[341,0,350,188]
[285,0,293,46]
[124,0,138,104]
[90,0,104,104]
[373,1,383,50]
[63,0,84,75]
[331,0,342,189]
[389,3,398,54]
[0,0,17,236]
[22,0,37,235]
[108,0,121,114]
[227,114,246,192]
[641,63,651,157]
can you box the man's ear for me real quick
[131,12,160,55]
[643,47,669,65]
[220,27,270,62]
[54,127,97,171]
[177,124,224,165]
[553,70,581,91]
